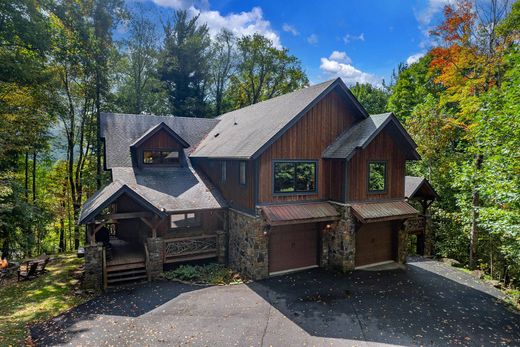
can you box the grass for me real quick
[0,254,93,346]
[164,263,243,285]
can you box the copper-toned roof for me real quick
[350,201,418,223]
[262,202,340,226]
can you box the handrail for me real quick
[163,234,217,242]
[144,242,151,282]
[102,246,107,290]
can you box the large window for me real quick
[143,149,179,165]
[273,161,316,194]
[170,213,200,229]
[368,161,386,192]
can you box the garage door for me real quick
[355,222,395,267]
[269,223,318,274]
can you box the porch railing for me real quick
[163,234,218,263]
[406,215,426,234]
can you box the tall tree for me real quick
[228,34,308,107]
[350,83,390,114]
[159,10,211,117]
[209,29,236,116]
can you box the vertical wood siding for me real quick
[135,129,184,167]
[257,90,355,203]
[347,126,406,201]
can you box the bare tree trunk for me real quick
[24,152,29,202]
[469,154,483,269]
[96,69,102,190]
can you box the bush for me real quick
[164,263,242,285]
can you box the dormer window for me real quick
[143,149,180,165]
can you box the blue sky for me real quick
[126,0,453,86]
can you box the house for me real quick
[79,78,424,289]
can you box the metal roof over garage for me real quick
[261,202,340,226]
[350,201,418,223]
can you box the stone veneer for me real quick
[83,243,103,290]
[398,222,410,264]
[424,214,433,256]
[228,209,269,280]
[146,237,163,279]
[216,230,228,264]
[321,203,356,272]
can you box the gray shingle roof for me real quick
[405,175,438,200]
[191,78,368,159]
[101,113,219,168]
[323,113,393,159]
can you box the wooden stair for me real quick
[105,261,147,287]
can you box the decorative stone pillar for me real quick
[146,237,163,279]
[424,214,433,256]
[83,243,104,291]
[397,223,409,265]
[228,209,269,280]
[322,204,356,272]
[216,230,228,264]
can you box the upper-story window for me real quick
[273,161,316,194]
[239,161,246,185]
[143,149,180,165]
[368,161,386,193]
[221,161,227,183]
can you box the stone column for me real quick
[146,237,163,279]
[424,214,433,256]
[216,230,228,264]
[397,222,409,265]
[83,243,104,291]
[322,204,356,272]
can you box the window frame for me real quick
[367,160,388,194]
[142,148,181,166]
[221,161,227,183]
[169,212,201,230]
[239,161,247,186]
[272,159,318,195]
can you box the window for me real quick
[368,161,387,192]
[239,161,246,185]
[221,161,227,183]
[170,213,200,229]
[143,149,179,165]
[273,161,316,194]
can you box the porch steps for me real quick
[106,262,147,287]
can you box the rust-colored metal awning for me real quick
[350,201,418,223]
[261,202,340,226]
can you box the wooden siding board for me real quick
[258,91,354,204]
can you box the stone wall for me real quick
[146,237,163,279]
[424,214,433,256]
[399,221,411,264]
[321,203,356,272]
[228,209,269,280]
[216,230,227,264]
[83,243,104,291]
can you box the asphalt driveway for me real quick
[31,257,520,346]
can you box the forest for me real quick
[0,0,518,291]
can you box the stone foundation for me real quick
[146,237,163,279]
[83,243,103,291]
[321,204,356,272]
[228,209,268,280]
[216,230,227,264]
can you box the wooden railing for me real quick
[406,215,426,234]
[163,234,217,263]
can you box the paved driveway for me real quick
[31,257,520,346]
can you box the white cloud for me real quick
[320,52,382,86]
[328,51,352,64]
[415,0,456,26]
[151,0,208,10]
[343,33,365,44]
[307,34,318,45]
[406,52,425,65]
[282,23,299,36]
[189,6,281,48]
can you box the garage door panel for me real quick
[355,222,394,267]
[269,223,318,274]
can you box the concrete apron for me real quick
[355,260,406,271]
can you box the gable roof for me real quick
[322,112,421,160]
[102,113,219,168]
[405,176,438,200]
[78,180,166,224]
[190,78,368,159]
[130,122,190,149]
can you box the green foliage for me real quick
[164,263,243,285]
[350,83,390,114]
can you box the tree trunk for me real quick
[469,154,483,270]
[96,68,102,190]
[59,217,65,252]
[24,152,29,202]
[32,151,36,203]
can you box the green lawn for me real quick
[0,254,93,346]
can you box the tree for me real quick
[350,83,390,114]
[158,10,211,117]
[229,34,308,107]
[209,29,237,116]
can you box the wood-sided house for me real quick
[79,78,425,288]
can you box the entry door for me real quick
[269,223,318,274]
[355,222,395,267]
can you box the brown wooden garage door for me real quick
[269,223,318,274]
[355,222,395,267]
